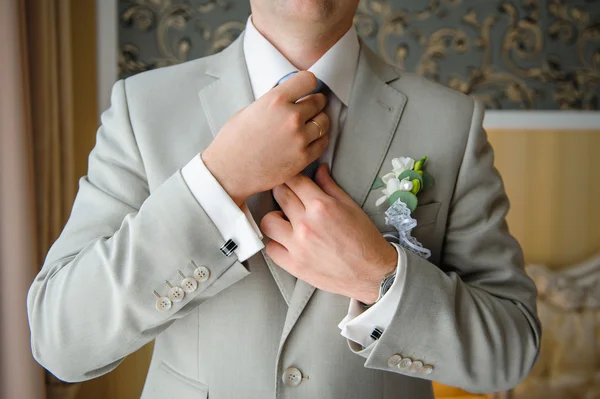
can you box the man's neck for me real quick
[250,15,353,70]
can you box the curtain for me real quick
[26,0,77,258]
[1,0,89,398]
[0,1,47,398]
[26,0,82,397]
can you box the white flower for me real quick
[381,172,397,184]
[398,178,414,191]
[384,177,400,194]
[391,157,415,177]
[375,177,413,206]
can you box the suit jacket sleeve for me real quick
[349,100,541,393]
[27,80,250,382]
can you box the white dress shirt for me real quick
[181,17,407,348]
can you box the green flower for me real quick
[414,156,427,172]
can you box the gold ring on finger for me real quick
[309,119,324,139]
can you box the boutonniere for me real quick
[371,156,435,259]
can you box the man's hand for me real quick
[261,164,398,304]
[201,71,330,205]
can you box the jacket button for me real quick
[155,296,172,312]
[387,354,403,367]
[282,367,303,387]
[410,360,424,373]
[420,364,434,375]
[165,281,185,303]
[398,357,412,369]
[167,286,185,303]
[178,270,198,293]
[193,266,211,282]
[153,290,172,312]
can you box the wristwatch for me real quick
[360,270,396,308]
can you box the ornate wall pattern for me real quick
[118,0,600,109]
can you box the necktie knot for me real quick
[276,72,330,96]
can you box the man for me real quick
[27,0,541,398]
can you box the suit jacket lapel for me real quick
[280,43,408,347]
[198,34,254,136]
[331,43,407,207]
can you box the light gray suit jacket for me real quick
[27,35,541,399]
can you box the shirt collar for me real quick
[243,16,359,106]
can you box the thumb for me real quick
[315,164,352,203]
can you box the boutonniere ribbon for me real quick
[371,156,434,259]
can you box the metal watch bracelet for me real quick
[360,270,396,309]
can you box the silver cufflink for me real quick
[370,327,383,340]
[164,281,185,303]
[177,270,198,293]
[220,239,237,257]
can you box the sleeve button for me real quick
[165,281,185,303]
[387,354,403,368]
[154,295,172,312]
[193,266,211,282]
[178,270,198,293]
[410,360,424,373]
[153,290,172,312]
[398,357,413,369]
[420,364,434,375]
[168,286,185,302]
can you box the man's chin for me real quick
[275,0,337,21]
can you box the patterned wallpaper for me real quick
[118,0,600,110]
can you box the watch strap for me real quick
[360,270,396,309]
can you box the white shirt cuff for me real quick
[338,242,407,348]
[181,154,264,261]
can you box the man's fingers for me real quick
[305,127,329,163]
[295,93,327,122]
[304,111,329,144]
[265,240,291,266]
[272,185,305,221]
[315,164,353,204]
[261,211,293,244]
[273,71,318,103]
[285,173,324,205]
